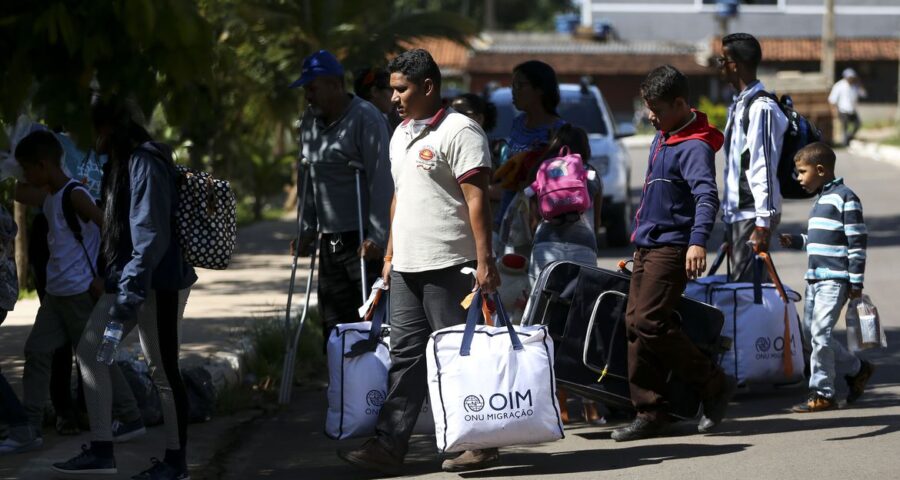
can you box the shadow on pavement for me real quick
[707,413,900,441]
[457,442,751,477]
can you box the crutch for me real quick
[279,157,317,405]
[348,161,368,304]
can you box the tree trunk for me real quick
[14,200,28,291]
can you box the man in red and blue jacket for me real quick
[613,65,737,442]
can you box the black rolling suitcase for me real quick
[522,260,730,420]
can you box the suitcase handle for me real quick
[460,290,523,356]
[582,291,630,380]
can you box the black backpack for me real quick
[741,91,820,200]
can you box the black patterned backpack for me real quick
[137,145,237,269]
[172,164,237,270]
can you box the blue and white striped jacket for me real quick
[785,177,867,287]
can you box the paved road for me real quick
[221,141,900,479]
[0,218,297,480]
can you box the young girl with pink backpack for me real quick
[525,124,603,284]
[524,124,605,425]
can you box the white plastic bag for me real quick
[846,294,887,351]
[426,290,564,452]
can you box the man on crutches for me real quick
[290,50,394,348]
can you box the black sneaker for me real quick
[52,444,117,475]
[131,458,190,480]
[846,360,875,404]
[698,375,738,433]
[611,416,669,442]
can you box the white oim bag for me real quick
[325,282,390,439]
[684,254,805,386]
[426,290,564,452]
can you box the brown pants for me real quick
[626,246,725,420]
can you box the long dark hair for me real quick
[91,96,153,262]
[513,60,560,116]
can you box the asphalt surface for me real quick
[220,140,900,480]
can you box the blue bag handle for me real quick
[459,290,524,356]
[345,291,388,358]
[752,255,764,304]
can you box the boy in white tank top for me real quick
[11,131,144,448]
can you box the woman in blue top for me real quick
[54,97,197,480]
[495,61,566,253]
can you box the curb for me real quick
[848,139,900,168]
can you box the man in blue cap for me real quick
[292,50,393,341]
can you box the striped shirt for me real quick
[785,178,867,287]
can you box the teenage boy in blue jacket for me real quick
[613,65,737,442]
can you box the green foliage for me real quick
[242,312,326,392]
[0,0,215,145]
[699,96,729,130]
[1,1,477,223]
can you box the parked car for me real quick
[488,82,635,247]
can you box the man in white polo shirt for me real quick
[338,49,500,475]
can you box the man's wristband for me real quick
[384,255,393,262]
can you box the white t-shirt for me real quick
[43,180,101,296]
[828,79,866,114]
[389,108,491,273]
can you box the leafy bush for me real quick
[699,97,729,130]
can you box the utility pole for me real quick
[484,0,497,31]
[821,0,835,86]
[581,0,593,31]
[895,36,900,123]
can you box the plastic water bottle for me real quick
[96,320,124,365]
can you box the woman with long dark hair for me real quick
[53,97,197,480]
[494,60,565,255]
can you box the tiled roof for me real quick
[399,37,470,71]
[466,52,711,76]
[476,32,700,56]
[757,38,899,61]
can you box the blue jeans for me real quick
[529,241,597,286]
[803,280,861,398]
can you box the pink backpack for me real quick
[529,146,590,220]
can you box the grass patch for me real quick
[236,201,286,227]
[241,310,326,396]
[883,134,900,147]
[17,288,37,301]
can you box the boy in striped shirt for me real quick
[780,142,874,412]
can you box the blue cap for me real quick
[289,50,344,88]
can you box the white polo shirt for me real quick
[389,107,491,273]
